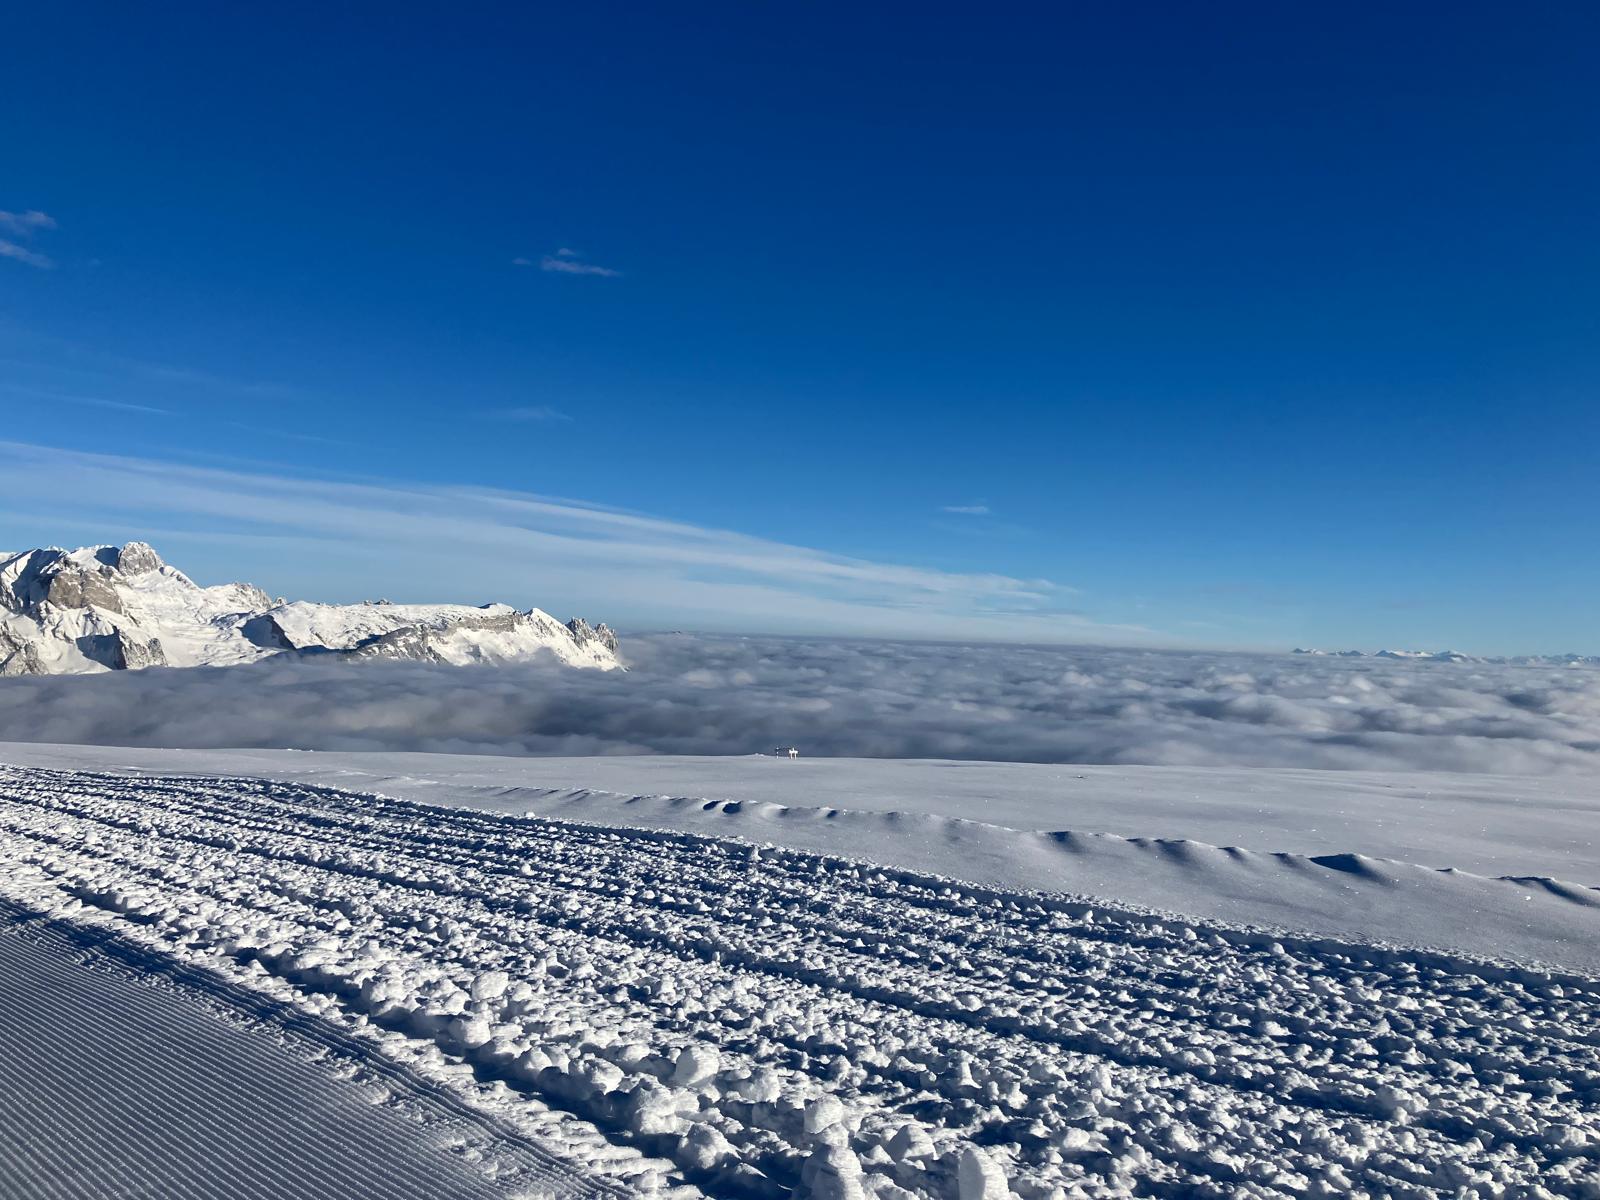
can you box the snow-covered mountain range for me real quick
[0,543,621,676]
[1292,646,1600,665]
[1292,647,1476,662]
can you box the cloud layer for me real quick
[3,638,1598,775]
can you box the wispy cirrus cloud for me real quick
[487,405,573,423]
[0,209,58,269]
[941,504,991,515]
[515,247,621,278]
[0,440,1142,642]
[67,396,170,416]
[0,210,55,236]
[0,325,298,402]
[223,422,352,447]
[0,383,171,416]
[0,243,53,269]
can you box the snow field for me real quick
[7,744,1592,970]
[1,765,1598,1198]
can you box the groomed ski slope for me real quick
[2,763,1598,1198]
[0,899,618,1200]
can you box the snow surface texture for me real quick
[0,897,614,1200]
[4,743,1598,972]
[6,634,1600,773]
[0,542,620,675]
[2,763,1598,1199]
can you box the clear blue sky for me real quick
[2,2,1597,652]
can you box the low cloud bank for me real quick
[3,636,1600,774]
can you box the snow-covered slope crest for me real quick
[0,543,621,675]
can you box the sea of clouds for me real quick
[2,636,1599,774]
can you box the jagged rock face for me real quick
[114,541,165,576]
[114,631,168,670]
[76,630,168,671]
[566,618,620,655]
[347,609,529,664]
[0,627,45,677]
[46,563,125,613]
[0,543,622,675]
[1,549,82,612]
[1,545,162,614]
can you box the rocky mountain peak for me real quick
[565,618,620,655]
[114,541,166,576]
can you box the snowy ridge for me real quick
[0,542,620,674]
[1294,646,1600,665]
[1291,648,1478,663]
[2,763,1598,1198]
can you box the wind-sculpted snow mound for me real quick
[329,782,1600,971]
[2,763,1599,1198]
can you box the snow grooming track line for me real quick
[0,897,620,1200]
[0,768,1598,1198]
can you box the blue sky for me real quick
[3,3,1598,651]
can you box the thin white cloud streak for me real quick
[489,406,573,423]
[138,362,298,398]
[0,210,58,268]
[0,240,53,269]
[0,211,56,235]
[942,504,990,515]
[0,327,299,400]
[513,249,621,275]
[0,441,1142,642]
[0,384,171,416]
[67,397,170,416]
[536,253,620,277]
[224,422,352,447]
